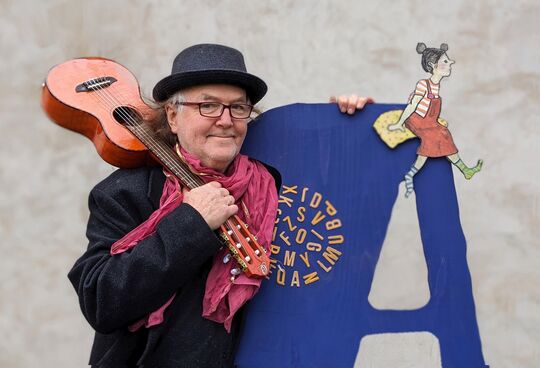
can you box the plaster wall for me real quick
[0,0,538,366]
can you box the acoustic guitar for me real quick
[41,57,270,278]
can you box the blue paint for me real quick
[237,103,488,368]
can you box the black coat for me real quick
[68,165,280,367]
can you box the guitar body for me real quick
[42,57,156,168]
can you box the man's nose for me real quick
[215,107,234,127]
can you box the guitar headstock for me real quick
[220,215,270,278]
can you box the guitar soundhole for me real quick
[113,106,143,127]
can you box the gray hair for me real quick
[167,91,185,110]
[146,91,185,147]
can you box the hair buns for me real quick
[416,42,449,54]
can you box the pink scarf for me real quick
[110,148,278,332]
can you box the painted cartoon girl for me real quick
[388,43,483,198]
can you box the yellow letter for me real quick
[310,229,325,241]
[328,234,344,245]
[301,187,309,203]
[299,252,311,268]
[279,231,291,246]
[325,200,337,216]
[310,192,322,208]
[295,228,307,244]
[278,195,294,208]
[282,185,298,195]
[275,208,282,224]
[322,246,342,266]
[297,207,306,222]
[326,219,342,231]
[277,267,286,285]
[311,211,326,226]
[303,271,320,285]
[290,271,300,287]
[283,216,297,232]
[306,242,322,252]
[317,260,332,272]
[284,250,296,267]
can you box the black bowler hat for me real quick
[152,44,267,103]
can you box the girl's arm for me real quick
[388,94,422,131]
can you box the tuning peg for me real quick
[245,256,251,263]
[230,268,241,276]
[223,253,232,264]
[255,249,260,256]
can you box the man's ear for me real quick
[165,104,178,134]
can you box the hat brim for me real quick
[152,70,267,104]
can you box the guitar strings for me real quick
[90,77,202,188]
[89,79,201,188]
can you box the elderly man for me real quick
[68,44,370,367]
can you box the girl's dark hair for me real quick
[416,43,448,73]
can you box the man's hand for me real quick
[330,95,374,115]
[182,182,238,230]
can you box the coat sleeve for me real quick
[68,184,223,334]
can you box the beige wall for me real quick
[0,0,538,366]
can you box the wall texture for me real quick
[0,0,538,366]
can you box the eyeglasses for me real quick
[177,102,254,119]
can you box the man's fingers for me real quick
[337,95,349,112]
[331,95,375,114]
[346,95,359,114]
[226,195,235,205]
[356,96,375,109]
[226,204,239,217]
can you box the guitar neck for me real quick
[124,119,204,189]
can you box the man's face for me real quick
[166,84,249,173]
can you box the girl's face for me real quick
[433,53,455,77]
